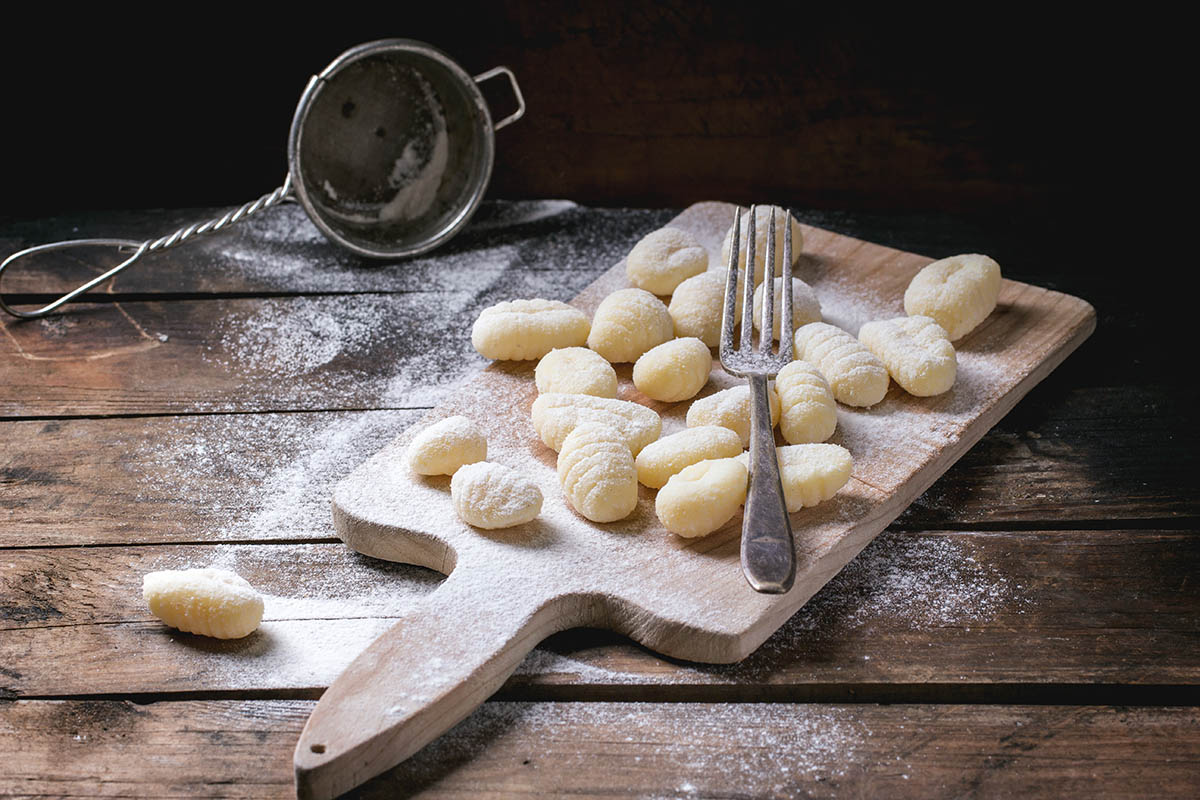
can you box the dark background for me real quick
[0,5,1174,226]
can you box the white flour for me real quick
[131,200,1034,699]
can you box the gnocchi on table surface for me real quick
[719,204,804,284]
[686,384,781,448]
[794,322,889,408]
[587,287,675,363]
[625,226,708,295]
[633,337,712,403]
[535,347,618,398]
[143,568,264,639]
[904,253,1002,341]
[774,360,838,444]
[635,425,744,489]
[656,457,749,538]
[472,298,590,360]
[406,415,487,476]
[531,392,662,455]
[451,461,544,529]
[737,443,853,513]
[859,315,957,397]
[557,423,639,523]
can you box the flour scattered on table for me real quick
[394,702,873,788]
[136,409,421,540]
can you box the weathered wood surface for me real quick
[2,531,1197,699]
[3,700,1198,799]
[2,384,1191,550]
[0,200,1193,797]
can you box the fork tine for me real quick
[779,210,795,362]
[760,207,776,351]
[719,207,741,363]
[740,205,757,350]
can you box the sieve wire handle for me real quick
[473,66,526,130]
[0,174,294,320]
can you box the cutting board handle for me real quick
[293,567,566,800]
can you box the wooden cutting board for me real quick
[293,201,1095,798]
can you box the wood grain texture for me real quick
[1,531,1197,698]
[3,700,1198,799]
[298,202,1094,794]
[2,384,1191,549]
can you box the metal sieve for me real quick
[0,39,525,319]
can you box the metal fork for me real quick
[720,205,796,594]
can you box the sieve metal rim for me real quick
[287,38,497,260]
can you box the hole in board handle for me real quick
[310,744,326,754]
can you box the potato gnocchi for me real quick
[686,384,780,447]
[656,457,748,538]
[719,204,804,285]
[142,568,264,639]
[531,393,662,455]
[635,425,743,489]
[406,415,487,476]
[450,461,543,529]
[625,227,708,295]
[472,298,590,360]
[534,347,618,398]
[736,443,853,512]
[557,424,638,523]
[752,277,822,340]
[793,322,889,408]
[587,288,674,363]
[633,337,712,403]
[859,315,957,397]
[774,360,838,444]
[668,271,742,347]
[903,253,1002,341]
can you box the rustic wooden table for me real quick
[1,200,1196,797]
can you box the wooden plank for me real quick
[0,202,671,297]
[3,531,1195,697]
[2,700,1197,798]
[0,294,487,417]
[3,383,1191,549]
[0,410,425,547]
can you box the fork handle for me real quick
[741,374,797,593]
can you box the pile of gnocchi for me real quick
[407,204,1003,540]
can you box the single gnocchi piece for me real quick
[406,415,487,476]
[685,384,781,448]
[587,288,674,363]
[632,337,712,403]
[859,315,957,397]
[774,360,838,444]
[471,298,590,361]
[719,204,804,285]
[143,568,264,639]
[534,347,618,398]
[752,277,822,340]
[450,461,543,529]
[656,457,748,538]
[625,227,709,295]
[531,393,662,455]
[903,253,1002,341]
[735,443,853,512]
[635,425,743,488]
[557,424,638,523]
[793,322,889,408]
[668,271,743,347]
